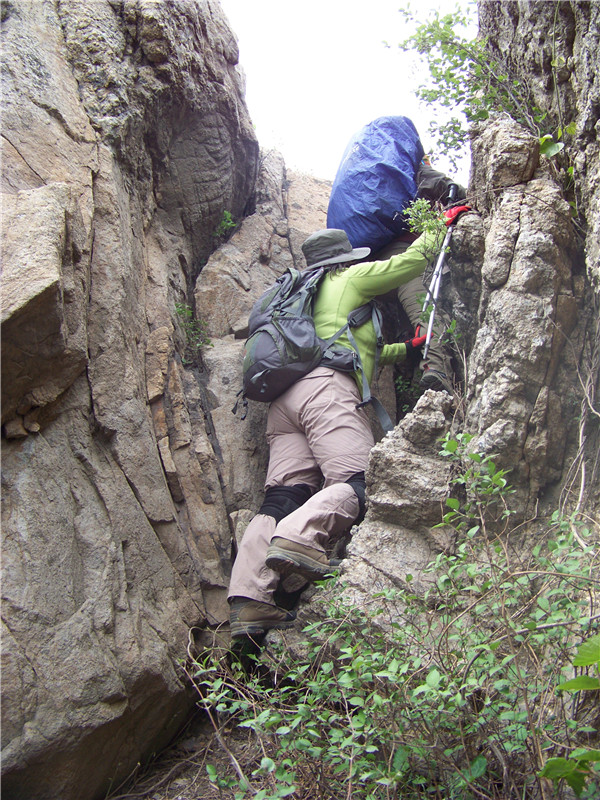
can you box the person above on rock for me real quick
[373,156,467,395]
[228,205,470,647]
[327,115,467,396]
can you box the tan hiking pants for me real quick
[228,367,374,604]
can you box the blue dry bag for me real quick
[327,116,425,254]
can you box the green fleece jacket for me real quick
[312,228,444,390]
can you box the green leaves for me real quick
[539,134,565,158]
[559,675,600,691]
[398,4,578,185]
[558,634,600,692]
[573,633,600,668]
[403,197,446,239]
[539,752,600,797]
[213,209,236,240]
[438,432,515,532]
[398,5,542,163]
[190,492,599,799]
[175,301,213,363]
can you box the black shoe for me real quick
[420,369,452,393]
[227,634,274,681]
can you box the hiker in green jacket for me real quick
[228,206,470,644]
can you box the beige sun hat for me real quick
[301,229,371,269]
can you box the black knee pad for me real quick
[345,471,366,523]
[258,484,314,524]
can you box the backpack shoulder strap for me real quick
[323,301,393,433]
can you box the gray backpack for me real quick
[239,265,393,430]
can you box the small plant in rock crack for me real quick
[438,317,462,348]
[175,302,213,364]
[213,210,237,241]
[395,372,424,418]
[186,436,599,799]
[438,431,515,532]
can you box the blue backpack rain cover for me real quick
[327,116,425,254]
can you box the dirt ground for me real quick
[106,713,259,800]
[106,607,323,800]
[105,632,290,800]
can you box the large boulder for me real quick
[0,2,333,794]
[342,391,455,607]
[465,119,579,514]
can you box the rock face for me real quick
[466,1,599,516]
[2,1,248,798]
[1,2,334,795]
[464,118,580,513]
[479,0,600,288]
[1,2,598,799]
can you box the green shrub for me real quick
[189,436,599,799]
[398,5,576,171]
[175,302,212,364]
[538,633,600,797]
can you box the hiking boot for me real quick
[420,369,452,393]
[229,597,296,638]
[265,537,339,583]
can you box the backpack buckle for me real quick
[232,389,248,420]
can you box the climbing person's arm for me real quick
[416,162,467,205]
[375,206,471,366]
[380,332,427,366]
[346,226,446,299]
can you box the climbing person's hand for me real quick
[404,332,428,366]
[443,205,471,226]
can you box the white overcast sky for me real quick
[219,0,475,187]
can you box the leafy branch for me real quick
[188,437,600,799]
[398,5,574,168]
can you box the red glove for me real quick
[408,334,427,348]
[404,333,428,366]
[443,205,471,227]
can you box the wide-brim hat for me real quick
[302,228,370,269]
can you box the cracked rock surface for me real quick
[1,2,599,799]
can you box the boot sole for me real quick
[265,547,338,583]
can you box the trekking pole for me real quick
[421,184,459,360]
